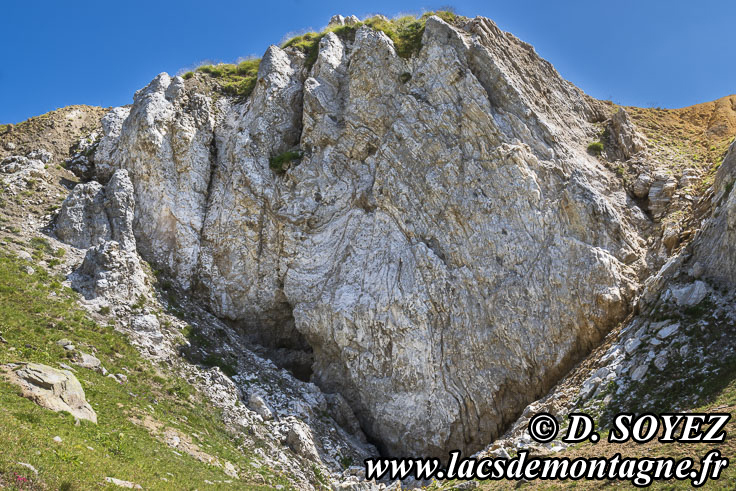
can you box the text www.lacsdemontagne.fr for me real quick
[365,450,728,487]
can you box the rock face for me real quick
[647,171,678,219]
[607,108,646,160]
[55,168,146,306]
[72,240,148,302]
[56,169,136,250]
[2,363,97,423]
[694,140,736,285]
[491,141,736,454]
[55,180,110,248]
[93,16,647,456]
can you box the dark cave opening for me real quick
[226,302,314,383]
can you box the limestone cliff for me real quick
[87,15,651,457]
[3,10,736,489]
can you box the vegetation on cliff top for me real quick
[269,150,302,174]
[183,58,260,100]
[183,10,461,99]
[283,10,460,68]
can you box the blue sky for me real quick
[2,0,734,123]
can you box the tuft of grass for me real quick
[587,141,604,156]
[191,58,261,100]
[202,354,239,378]
[269,150,302,174]
[29,236,54,259]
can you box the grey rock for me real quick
[632,173,652,199]
[624,337,641,354]
[74,352,102,371]
[129,314,164,354]
[104,477,142,489]
[71,240,147,303]
[648,172,677,219]
[670,281,709,307]
[1,363,97,423]
[55,181,110,248]
[248,393,274,421]
[94,16,644,457]
[94,107,131,182]
[607,109,646,160]
[130,314,160,333]
[631,364,649,382]
[656,322,680,339]
[579,377,601,399]
[694,140,736,286]
[104,170,137,251]
[27,149,52,163]
[287,421,320,460]
[56,170,136,251]
[328,14,346,27]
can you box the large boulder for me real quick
[2,363,97,423]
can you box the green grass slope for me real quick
[0,246,289,490]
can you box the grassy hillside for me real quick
[0,246,289,490]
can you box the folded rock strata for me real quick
[89,15,651,457]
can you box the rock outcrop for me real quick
[90,15,651,457]
[71,239,148,303]
[488,136,736,459]
[56,169,136,250]
[693,139,736,285]
[2,363,97,423]
[607,108,646,161]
